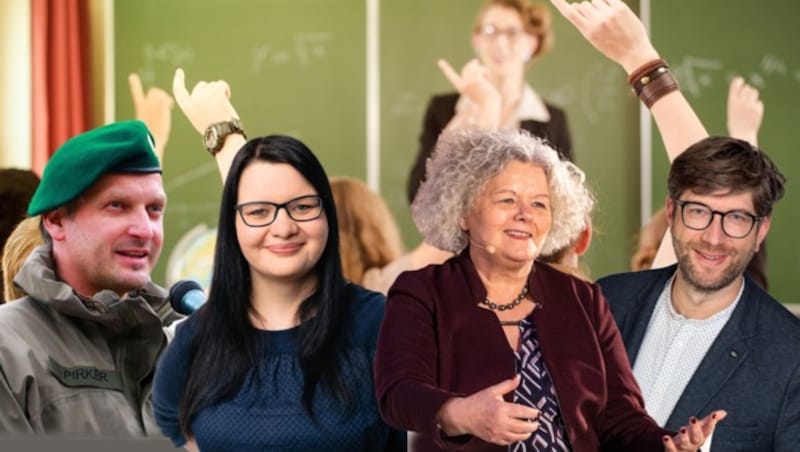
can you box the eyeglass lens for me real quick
[237,195,322,227]
[678,200,756,238]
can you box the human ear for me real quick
[41,209,68,241]
[755,216,771,251]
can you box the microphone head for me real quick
[484,245,496,255]
[528,239,538,256]
[169,279,204,314]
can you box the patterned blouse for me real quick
[511,318,572,451]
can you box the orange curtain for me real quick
[30,0,92,176]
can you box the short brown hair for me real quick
[474,0,554,57]
[667,136,785,217]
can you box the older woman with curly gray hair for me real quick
[374,127,719,451]
[412,128,592,258]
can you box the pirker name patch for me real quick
[48,357,124,391]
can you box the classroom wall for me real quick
[0,0,31,169]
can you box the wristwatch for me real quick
[203,119,246,155]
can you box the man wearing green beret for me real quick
[0,120,181,434]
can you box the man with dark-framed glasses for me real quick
[599,136,800,451]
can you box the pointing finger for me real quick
[172,68,190,109]
[437,59,462,90]
[128,73,145,106]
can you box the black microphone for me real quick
[169,280,206,315]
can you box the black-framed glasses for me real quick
[235,195,323,227]
[674,199,761,239]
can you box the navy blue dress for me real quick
[152,285,404,451]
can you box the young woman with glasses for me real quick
[152,71,405,450]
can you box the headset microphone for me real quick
[528,238,538,256]
[470,237,539,256]
[469,238,496,255]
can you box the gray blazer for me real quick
[598,265,800,452]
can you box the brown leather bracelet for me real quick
[628,58,668,94]
[632,65,671,96]
[640,70,680,108]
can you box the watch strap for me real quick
[204,119,246,155]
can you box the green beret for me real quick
[28,120,162,216]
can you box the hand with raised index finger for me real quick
[438,58,499,107]
[172,68,240,135]
[438,58,501,129]
[128,73,174,161]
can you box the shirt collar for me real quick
[662,272,744,323]
[454,83,551,126]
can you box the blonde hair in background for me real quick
[2,216,44,302]
[330,177,404,285]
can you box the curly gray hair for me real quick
[412,128,594,256]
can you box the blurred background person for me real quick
[330,176,404,288]
[407,0,572,204]
[0,168,40,303]
[363,241,454,296]
[537,216,592,281]
[1,216,42,302]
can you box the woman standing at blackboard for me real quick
[406,0,572,204]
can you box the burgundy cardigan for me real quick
[374,251,670,451]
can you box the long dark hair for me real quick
[178,135,352,435]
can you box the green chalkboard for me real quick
[115,0,647,286]
[380,0,643,280]
[650,0,800,303]
[114,0,367,286]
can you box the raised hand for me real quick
[550,0,659,74]
[438,58,501,129]
[727,76,763,145]
[663,410,727,452]
[437,374,540,445]
[438,58,500,107]
[171,68,240,135]
[128,73,174,161]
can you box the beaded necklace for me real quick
[481,283,529,311]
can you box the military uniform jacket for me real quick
[0,245,180,434]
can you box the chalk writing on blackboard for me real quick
[672,54,800,98]
[138,42,196,85]
[250,32,333,73]
[671,56,724,97]
[389,90,421,117]
[550,62,624,124]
